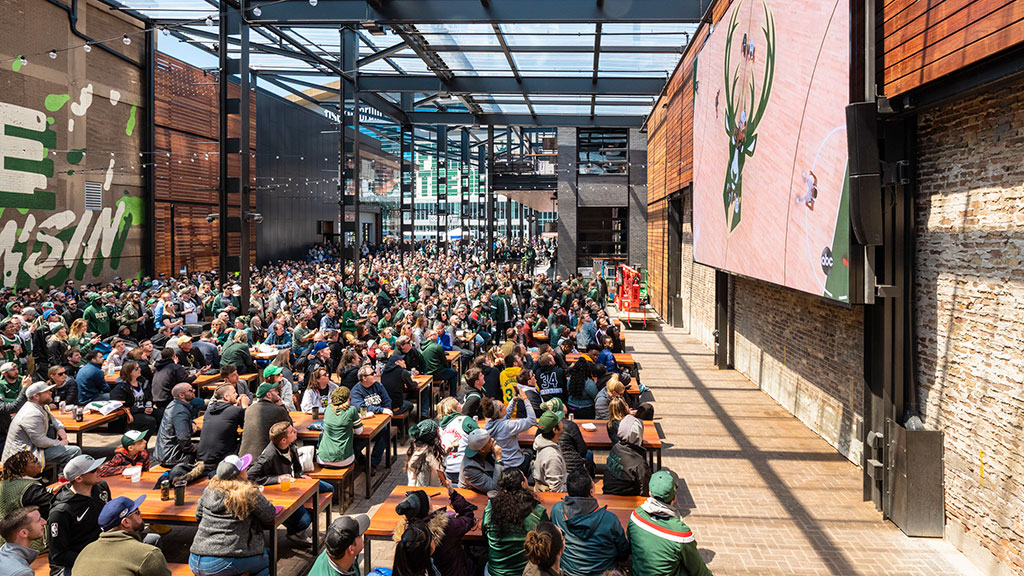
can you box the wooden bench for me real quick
[391,409,410,443]
[309,464,354,512]
[315,490,333,550]
[30,554,195,575]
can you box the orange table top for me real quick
[413,374,432,391]
[54,408,126,432]
[445,350,460,364]
[366,485,643,539]
[532,331,550,341]
[68,471,317,524]
[292,410,391,440]
[566,352,635,367]
[478,418,660,449]
[199,372,259,391]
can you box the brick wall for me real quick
[731,278,865,462]
[915,76,1024,576]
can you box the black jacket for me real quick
[380,361,414,409]
[109,377,153,413]
[0,388,28,450]
[248,442,302,485]
[151,357,195,404]
[534,365,567,405]
[403,347,426,374]
[336,365,360,390]
[482,364,502,400]
[197,400,246,467]
[602,442,650,497]
[47,481,111,570]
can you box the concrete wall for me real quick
[914,77,1024,576]
[0,0,146,288]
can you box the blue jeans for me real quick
[283,480,334,534]
[189,550,269,576]
[355,431,389,467]
[394,400,414,416]
[433,367,459,397]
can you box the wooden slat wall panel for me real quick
[154,54,257,142]
[882,0,1024,96]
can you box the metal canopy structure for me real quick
[109,0,699,129]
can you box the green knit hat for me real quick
[540,397,565,418]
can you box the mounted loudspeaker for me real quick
[846,102,883,246]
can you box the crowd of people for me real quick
[0,239,711,576]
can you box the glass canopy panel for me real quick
[512,52,594,75]
[528,95,593,103]
[419,34,501,47]
[598,53,682,74]
[594,105,653,115]
[492,104,533,115]
[500,23,596,46]
[600,23,697,47]
[434,52,511,76]
[531,104,592,115]
[119,0,213,19]
[416,23,496,35]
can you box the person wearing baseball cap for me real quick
[459,427,503,494]
[308,514,370,576]
[0,361,22,402]
[2,381,80,472]
[48,455,110,575]
[532,410,566,492]
[220,330,257,376]
[71,495,170,576]
[602,415,651,498]
[627,469,712,576]
[238,365,291,460]
[97,430,151,478]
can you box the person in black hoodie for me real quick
[335,349,361,390]
[396,336,425,375]
[48,454,110,576]
[533,352,567,406]
[150,347,196,413]
[196,383,248,474]
[602,415,650,497]
[380,353,414,417]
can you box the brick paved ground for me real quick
[78,320,984,575]
[627,324,982,576]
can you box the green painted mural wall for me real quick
[0,0,146,289]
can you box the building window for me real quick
[576,207,627,267]
[577,129,628,175]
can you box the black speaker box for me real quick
[846,103,884,246]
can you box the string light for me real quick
[252,6,262,16]
[309,0,318,5]
[83,45,92,53]
[19,56,27,67]
[122,34,132,45]
[49,50,57,59]
[206,15,214,26]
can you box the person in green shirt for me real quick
[628,470,713,576]
[82,293,111,338]
[308,514,369,576]
[316,387,363,468]
[482,468,550,576]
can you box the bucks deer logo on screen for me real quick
[722,2,776,232]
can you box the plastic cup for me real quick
[281,476,292,491]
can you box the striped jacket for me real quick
[627,506,713,576]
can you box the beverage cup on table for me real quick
[173,479,186,505]
[281,476,292,491]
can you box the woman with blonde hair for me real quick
[594,374,625,420]
[189,455,276,576]
[317,386,363,468]
[210,318,229,346]
[606,396,632,445]
[67,318,98,353]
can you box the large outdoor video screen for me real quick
[692,0,851,302]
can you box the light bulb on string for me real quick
[252,6,262,16]
[309,0,318,6]
[161,27,170,36]
[206,15,214,26]
[49,50,57,59]
[19,56,27,67]
[83,44,92,53]
[123,34,131,45]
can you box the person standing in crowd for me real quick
[0,506,47,576]
[420,329,458,397]
[403,420,443,487]
[3,382,80,473]
[551,468,630,576]
[628,471,713,576]
[437,397,477,485]
[48,455,110,576]
[482,469,549,576]
[72,495,170,576]
[603,415,650,497]
[483,388,536,481]
[523,521,564,576]
[189,455,275,576]
[239,367,292,460]
[151,348,196,412]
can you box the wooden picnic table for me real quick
[363,485,645,573]
[532,330,550,342]
[54,408,127,446]
[198,372,259,393]
[412,374,433,419]
[445,350,460,365]
[79,471,319,576]
[478,418,662,470]
[291,411,393,499]
[566,352,635,367]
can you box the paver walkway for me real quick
[629,324,980,576]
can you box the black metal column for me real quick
[238,7,251,308]
[143,27,155,277]
[217,1,230,288]
[460,128,471,246]
[477,145,486,243]
[340,27,359,281]
[400,94,414,253]
[714,270,730,369]
[486,125,495,260]
[435,125,448,250]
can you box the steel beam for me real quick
[246,0,703,24]
[486,125,495,260]
[406,112,644,127]
[357,41,408,66]
[424,44,684,54]
[357,75,666,95]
